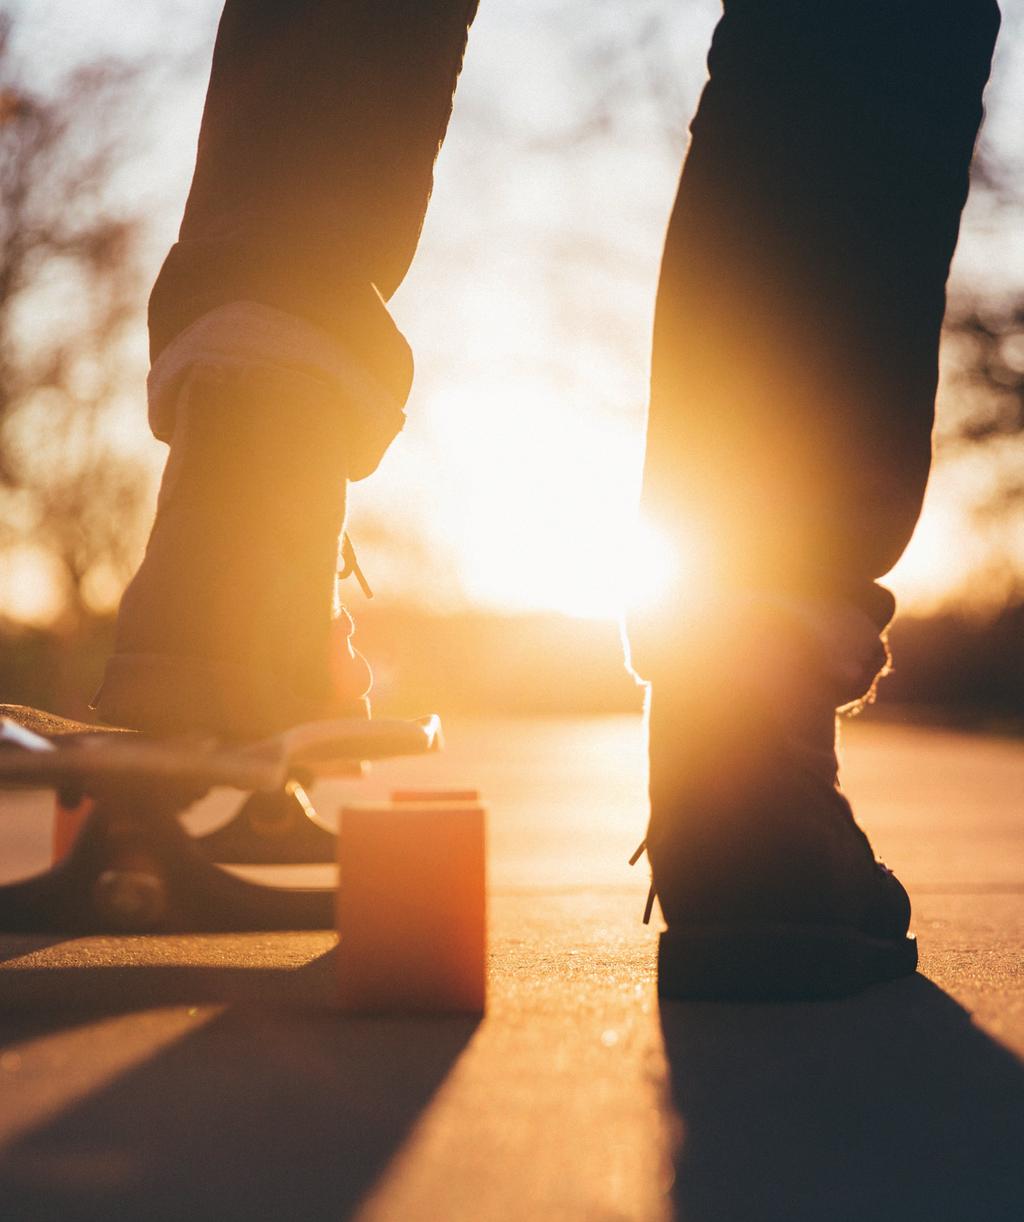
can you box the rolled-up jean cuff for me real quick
[147,300,409,480]
[624,589,892,712]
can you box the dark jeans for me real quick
[149,0,1000,640]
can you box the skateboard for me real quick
[0,703,443,935]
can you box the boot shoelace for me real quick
[339,533,373,599]
[630,839,657,925]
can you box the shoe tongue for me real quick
[326,611,373,705]
[280,607,372,718]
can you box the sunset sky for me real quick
[3,0,1023,625]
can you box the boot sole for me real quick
[658,923,918,1002]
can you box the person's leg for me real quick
[630,0,1000,998]
[149,0,480,382]
[97,0,480,737]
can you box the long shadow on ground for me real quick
[0,949,477,1221]
[660,974,1024,1222]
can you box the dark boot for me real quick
[95,362,372,739]
[632,598,917,1001]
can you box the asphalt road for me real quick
[0,715,1021,1221]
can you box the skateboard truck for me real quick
[0,709,441,934]
[194,779,339,864]
[0,779,335,934]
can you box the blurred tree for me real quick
[0,12,151,630]
[937,1,1024,584]
[937,301,1024,607]
[942,304,1024,452]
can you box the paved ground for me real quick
[0,715,1021,1221]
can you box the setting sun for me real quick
[376,382,705,621]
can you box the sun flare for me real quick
[408,382,709,621]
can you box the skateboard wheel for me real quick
[336,796,486,1014]
[244,789,300,839]
[92,867,167,931]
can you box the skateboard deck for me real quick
[0,703,442,792]
[0,704,445,935]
